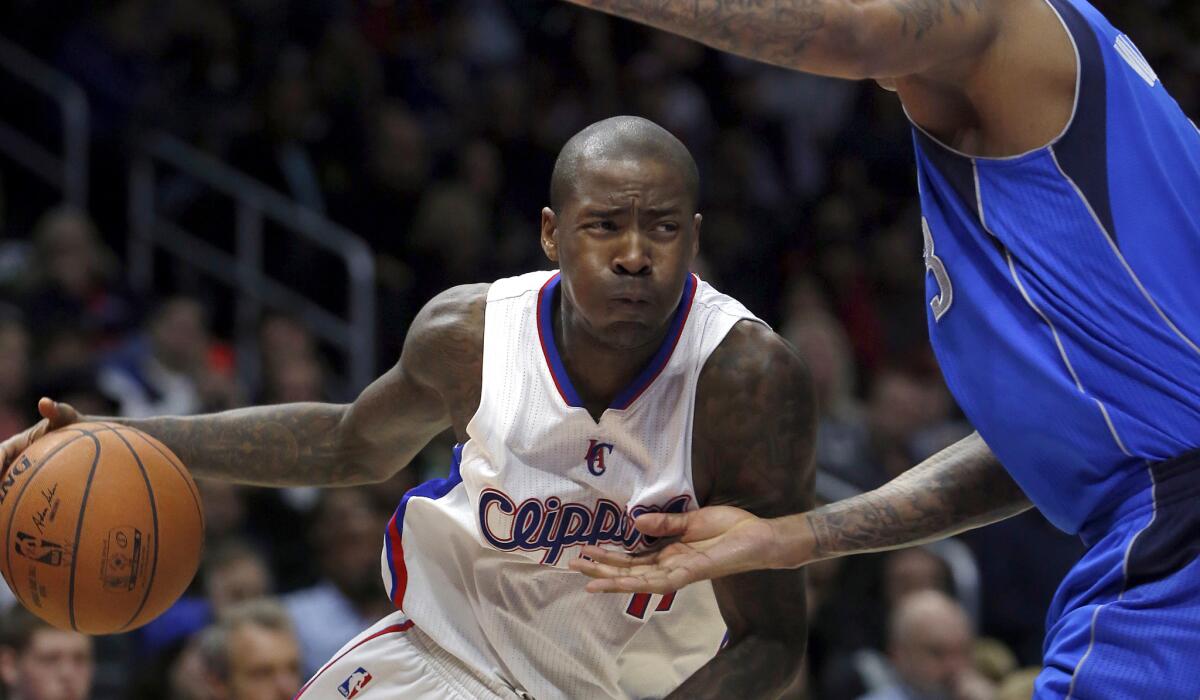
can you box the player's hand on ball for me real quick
[0,397,82,477]
[569,505,785,593]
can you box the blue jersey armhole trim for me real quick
[385,444,466,600]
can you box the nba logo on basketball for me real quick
[337,667,372,698]
[585,440,614,476]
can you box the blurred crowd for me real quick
[0,0,1196,698]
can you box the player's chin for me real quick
[598,321,659,350]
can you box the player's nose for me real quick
[612,230,651,277]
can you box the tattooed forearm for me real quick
[562,0,997,78]
[565,0,827,69]
[112,404,371,486]
[894,0,984,39]
[806,432,1031,558]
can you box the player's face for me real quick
[222,625,302,700]
[0,629,93,700]
[541,157,700,350]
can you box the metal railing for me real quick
[129,132,377,396]
[0,35,89,207]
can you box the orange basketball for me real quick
[0,422,204,634]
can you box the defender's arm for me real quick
[560,0,1001,79]
[666,321,815,698]
[0,284,487,486]
[574,432,1031,593]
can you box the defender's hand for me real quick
[0,398,83,477]
[569,505,797,593]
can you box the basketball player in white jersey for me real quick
[1,117,815,698]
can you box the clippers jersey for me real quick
[380,271,762,699]
[914,0,1200,534]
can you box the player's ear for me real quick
[540,207,559,263]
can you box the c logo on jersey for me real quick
[478,489,691,565]
[337,667,372,698]
[585,440,614,476]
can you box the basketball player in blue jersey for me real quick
[1,117,815,698]
[561,1,1200,697]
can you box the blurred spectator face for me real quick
[0,628,94,700]
[269,356,325,403]
[33,209,107,299]
[785,314,852,414]
[315,490,386,605]
[869,370,928,442]
[214,623,301,700]
[460,138,503,200]
[258,314,315,366]
[207,553,272,616]
[151,299,210,373]
[39,327,93,376]
[413,185,489,282]
[884,548,951,608]
[265,50,314,143]
[0,319,30,404]
[371,104,428,195]
[168,637,210,700]
[888,591,975,699]
[198,481,247,542]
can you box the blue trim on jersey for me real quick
[536,273,698,412]
[609,274,697,410]
[384,444,465,603]
[1047,0,1118,243]
[537,274,584,407]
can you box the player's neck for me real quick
[554,296,669,421]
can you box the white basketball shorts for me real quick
[294,611,526,699]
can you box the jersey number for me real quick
[922,218,953,321]
[625,592,676,619]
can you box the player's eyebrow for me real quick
[579,206,627,217]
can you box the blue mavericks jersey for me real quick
[914,0,1200,533]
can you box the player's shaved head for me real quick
[550,116,699,212]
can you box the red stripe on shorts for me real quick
[293,620,415,699]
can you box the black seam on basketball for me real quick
[67,432,103,632]
[118,428,204,532]
[2,430,94,616]
[102,427,160,632]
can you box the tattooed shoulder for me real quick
[404,283,489,429]
[693,320,816,515]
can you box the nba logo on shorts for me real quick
[585,440,614,476]
[337,667,372,698]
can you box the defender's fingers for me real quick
[632,511,690,537]
[584,575,674,595]
[576,545,655,567]
[569,557,638,579]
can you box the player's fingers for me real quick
[632,511,690,538]
[39,397,79,428]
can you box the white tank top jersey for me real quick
[380,270,764,699]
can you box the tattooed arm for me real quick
[666,321,815,698]
[801,431,1030,558]
[574,430,1031,593]
[559,0,1003,79]
[0,285,488,486]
